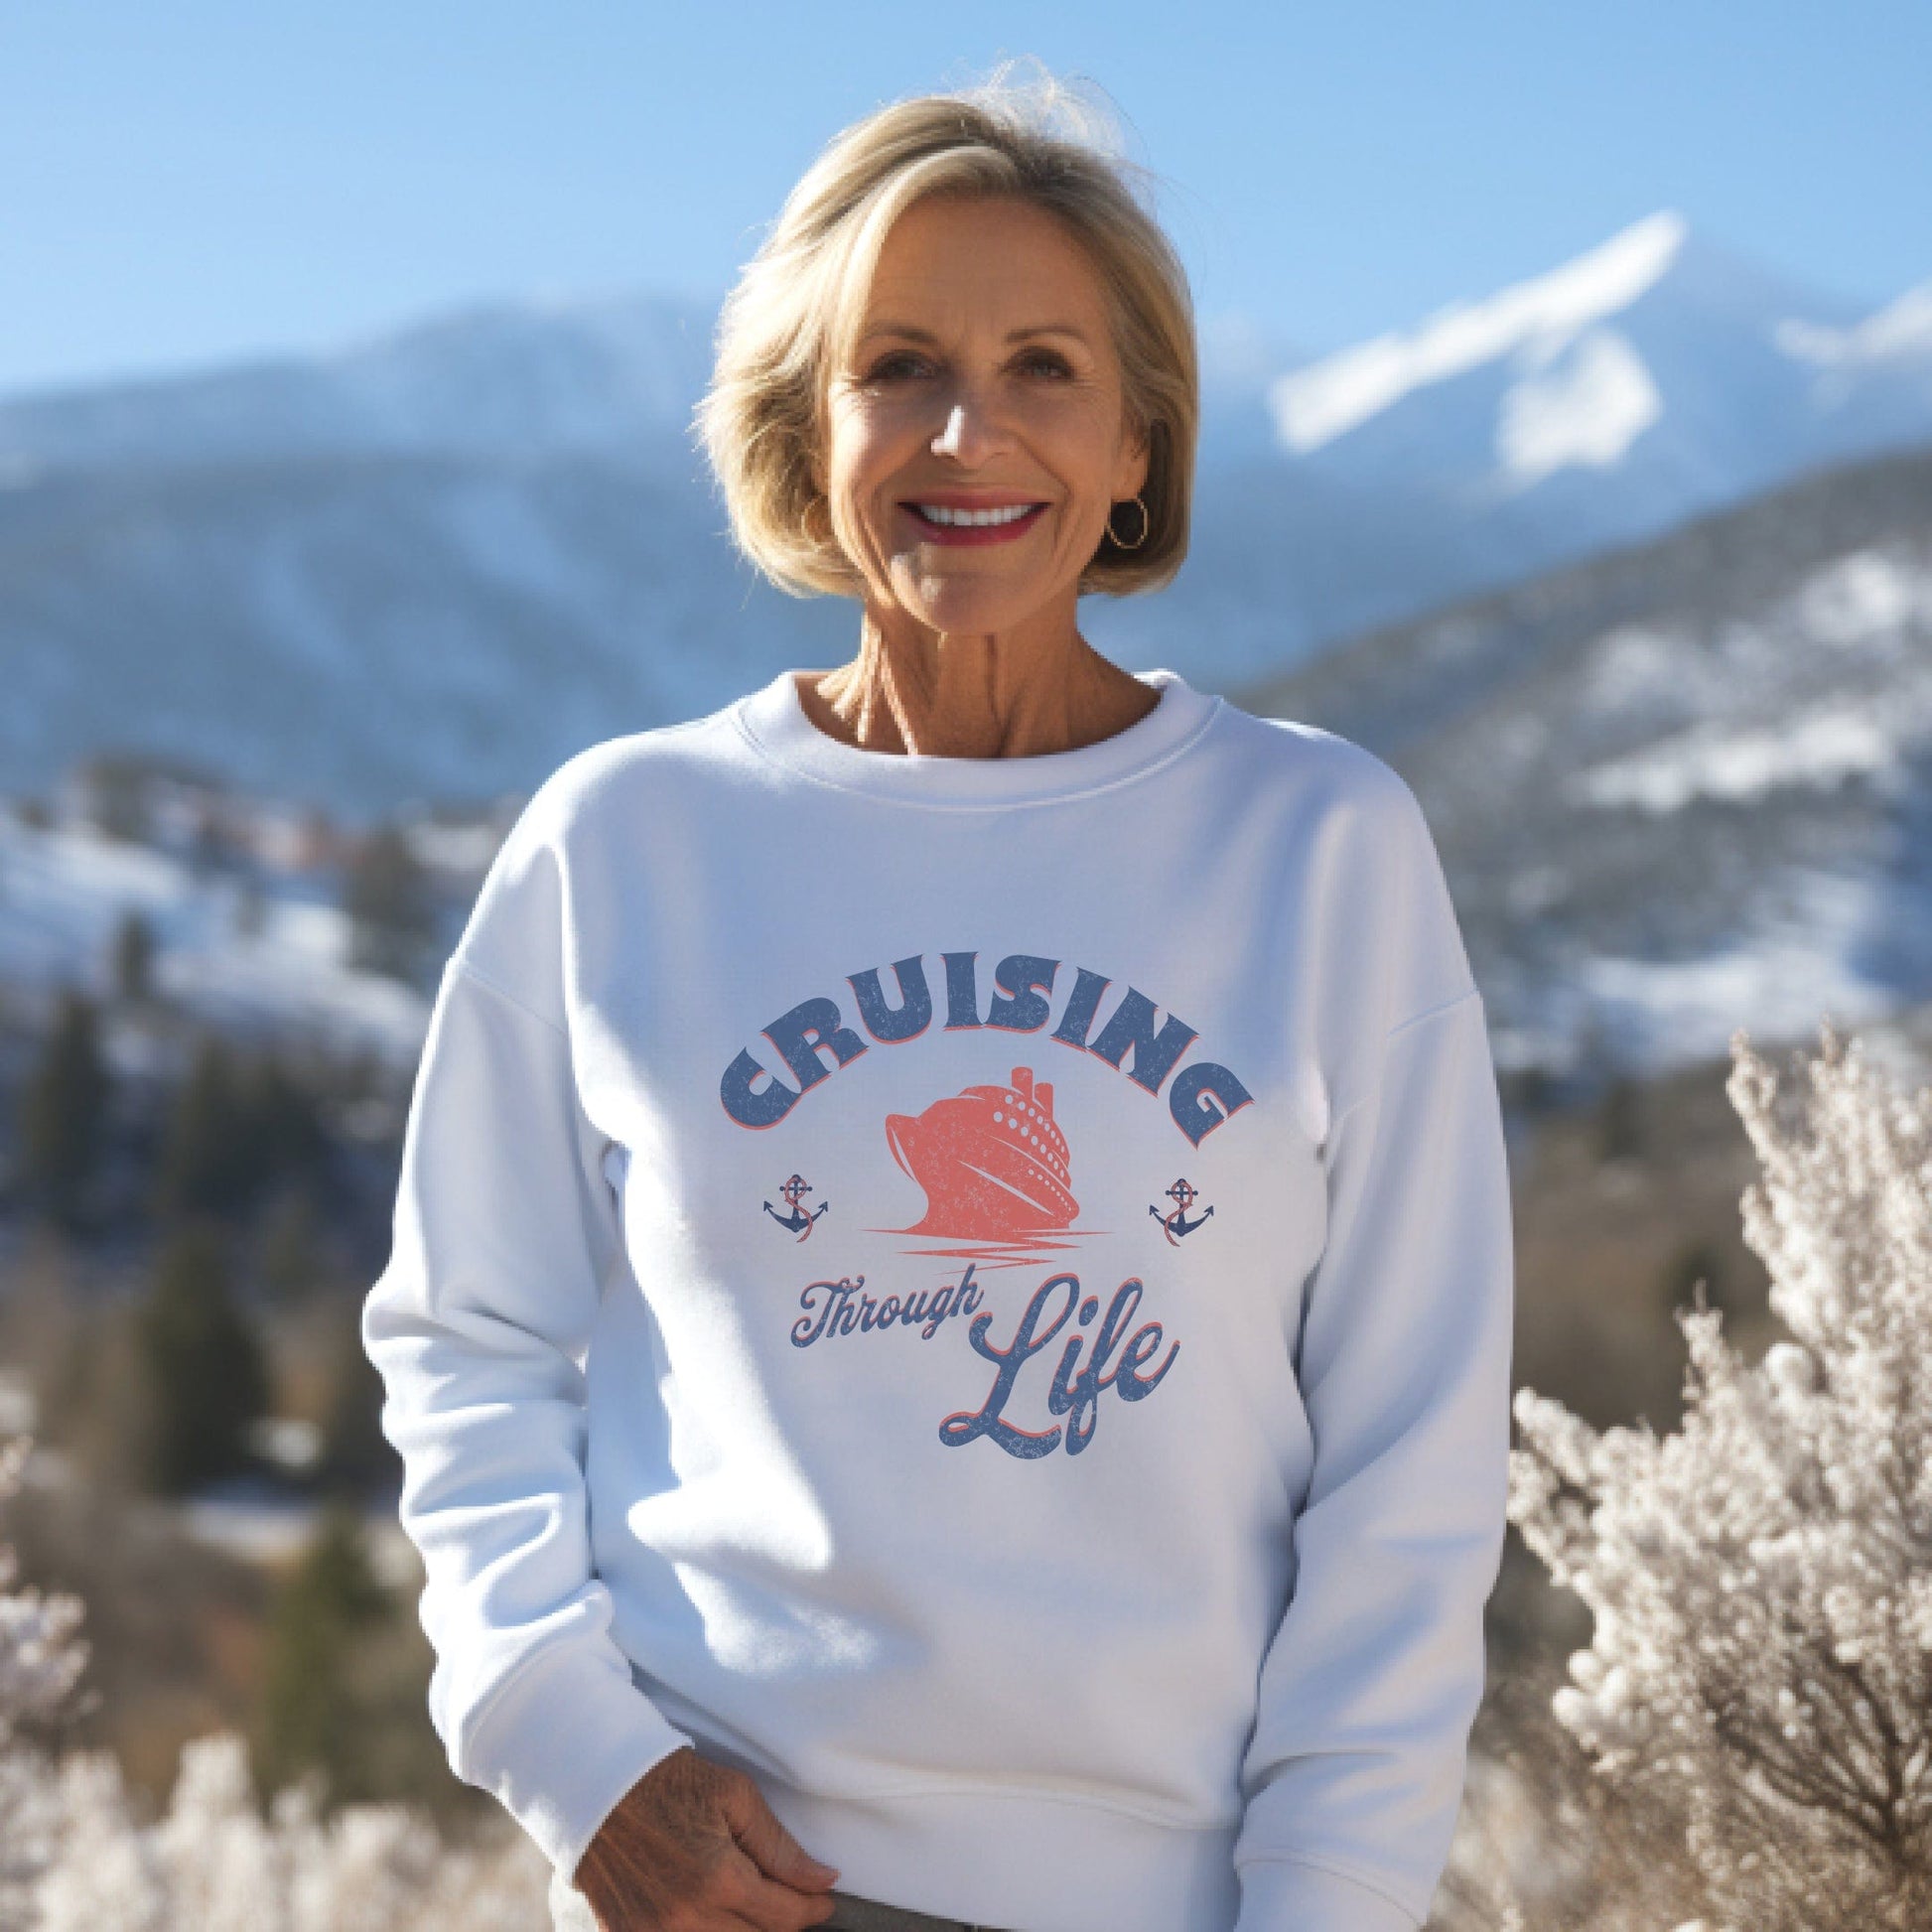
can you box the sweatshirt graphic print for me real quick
[362,667,1516,1932]
[729,944,1243,1460]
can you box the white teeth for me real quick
[914,502,1039,527]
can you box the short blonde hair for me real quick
[693,63,1198,601]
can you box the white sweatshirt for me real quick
[362,665,1515,1932]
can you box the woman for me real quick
[363,69,1514,1932]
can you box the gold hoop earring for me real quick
[1105,494,1150,551]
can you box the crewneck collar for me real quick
[733,665,1222,808]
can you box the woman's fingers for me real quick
[712,1844,842,1932]
[720,1771,841,1892]
[573,1745,842,1932]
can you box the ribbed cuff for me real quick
[1233,1856,1422,1932]
[461,1642,693,1880]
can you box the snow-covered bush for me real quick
[32,1734,551,1932]
[0,1441,88,1744]
[1506,1020,1932,1932]
[0,1435,90,1927]
[0,1434,551,1931]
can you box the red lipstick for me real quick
[899,493,1049,548]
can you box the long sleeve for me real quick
[362,952,691,1879]
[1230,985,1515,1932]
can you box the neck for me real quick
[798,601,1160,759]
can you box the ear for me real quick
[1114,417,1153,502]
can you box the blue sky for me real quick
[1,0,1926,396]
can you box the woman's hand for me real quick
[573,1744,843,1931]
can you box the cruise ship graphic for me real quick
[885,1065,1079,1239]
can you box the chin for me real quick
[897,579,1056,635]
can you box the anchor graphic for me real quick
[763,1172,830,1241]
[1148,1176,1214,1246]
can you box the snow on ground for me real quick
[1566,704,1903,811]
[1570,868,1897,1075]
[1795,547,1932,645]
[183,1482,422,1587]
[16,1444,420,1586]
[0,807,431,1062]
[1567,547,1932,811]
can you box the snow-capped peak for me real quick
[1270,209,1690,455]
[1775,280,1932,368]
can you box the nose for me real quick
[929,377,1016,466]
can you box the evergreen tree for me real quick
[155,1036,331,1222]
[1594,1069,1646,1163]
[110,908,156,1006]
[16,989,111,1227]
[136,1221,269,1495]
[342,826,439,985]
[252,1501,389,1805]
[315,1301,396,1497]
[258,1185,326,1305]
[2,1446,546,1916]
[237,1051,328,1183]
[152,1035,252,1219]
[55,1295,164,1499]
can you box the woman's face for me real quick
[819,194,1150,638]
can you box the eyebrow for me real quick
[856,322,1091,347]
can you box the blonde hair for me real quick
[693,61,1198,601]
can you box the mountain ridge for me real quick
[2,208,1927,819]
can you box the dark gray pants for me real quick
[548,1865,1010,1932]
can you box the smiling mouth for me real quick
[901,501,1049,543]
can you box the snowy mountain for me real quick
[1264,208,1932,538]
[0,211,1928,819]
[0,443,853,816]
[1095,211,1932,693]
[0,291,719,473]
[1236,442,1932,1086]
[7,442,1929,1087]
